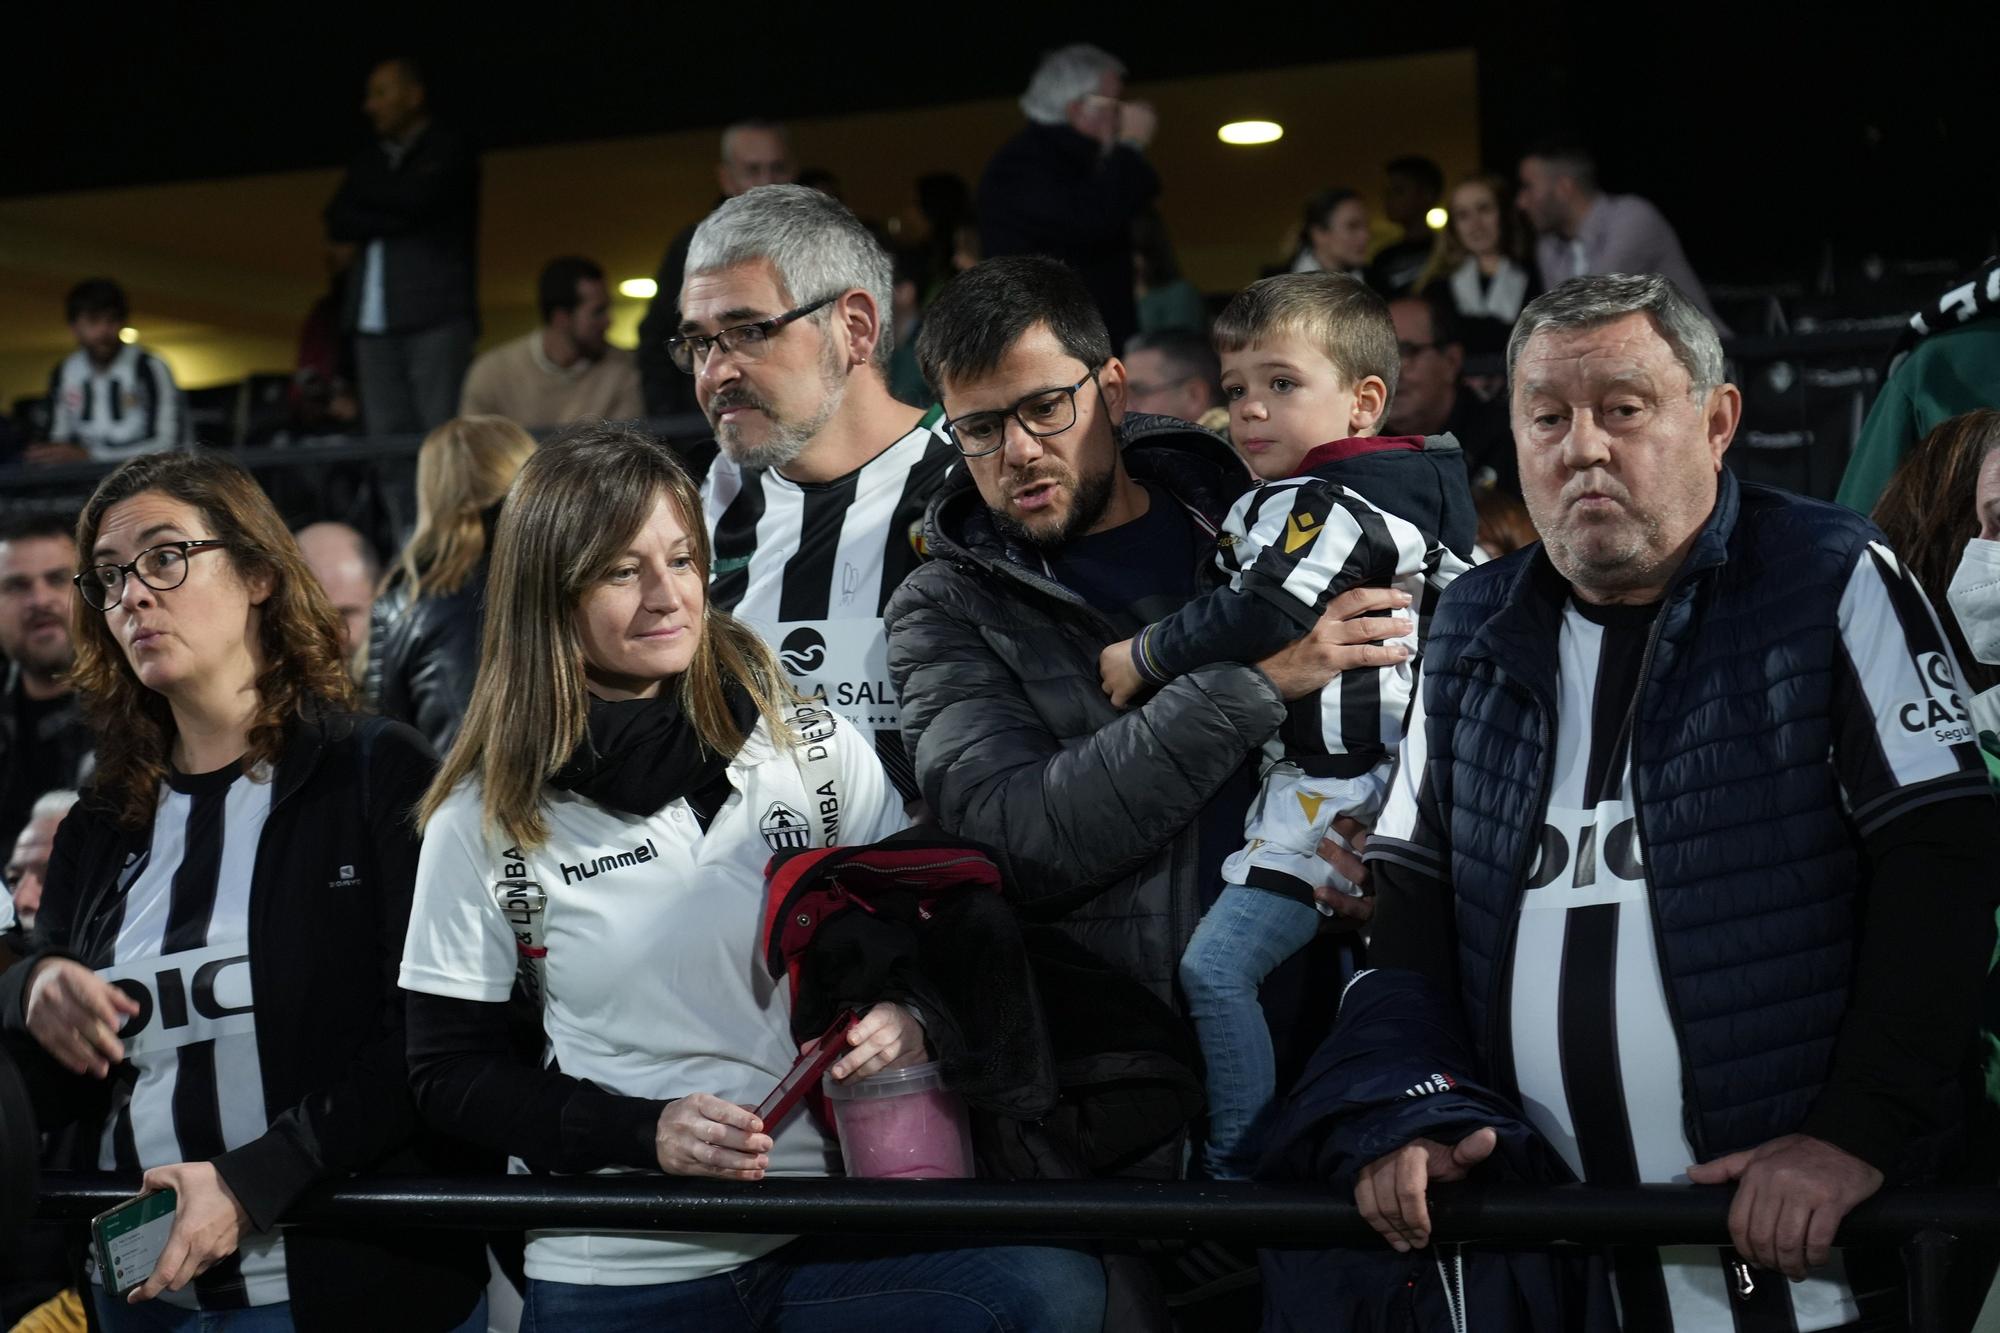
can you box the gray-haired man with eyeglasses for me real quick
[680,184,957,802]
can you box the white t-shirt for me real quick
[400,709,908,1286]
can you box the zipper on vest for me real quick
[1486,681,1556,1079]
[1623,603,1711,1164]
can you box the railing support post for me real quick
[1904,1227,1957,1333]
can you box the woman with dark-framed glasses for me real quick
[0,452,488,1332]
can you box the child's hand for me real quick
[1099,639,1145,708]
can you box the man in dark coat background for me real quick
[977,45,1160,352]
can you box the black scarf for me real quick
[1892,255,2000,372]
[548,683,758,819]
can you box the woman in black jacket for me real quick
[367,414,536,751]
[0,452,487,1332]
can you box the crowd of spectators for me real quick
[0,38,1997,1333]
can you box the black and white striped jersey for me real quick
[1213,476,1467,772]
[47,346,186,461]
[90,762,287,1310]
[700,407,956,799]
[1373,542,1981,1331]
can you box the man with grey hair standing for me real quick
[677,184,955,801]
[979,44,1159,348]
[1297,273,1998,1329]
[638,120,799,419]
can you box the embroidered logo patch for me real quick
[761,802,811,851]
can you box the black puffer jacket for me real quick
[365,562,486,753]
[884,417,1288,1003]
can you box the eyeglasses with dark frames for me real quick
[942,367,1105,458]
[75,540,229,611]
[666,295,838,374]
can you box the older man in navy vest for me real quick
[1350,274,1997,1329]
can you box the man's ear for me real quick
[833,289,882,369]
[1351,375,1390,435]
[1097,356,1130,425]
[1705,383,1742,470]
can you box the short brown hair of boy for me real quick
[1212,272,1400,412]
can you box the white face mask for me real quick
[1946,537,2000,665]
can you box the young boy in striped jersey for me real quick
[1097,272,1478,1178]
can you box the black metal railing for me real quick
[32,1175,2000,1332]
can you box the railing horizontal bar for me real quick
[31,1175,2000,1246]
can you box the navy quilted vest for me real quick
[1418,472,1886,1158]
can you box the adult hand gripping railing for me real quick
[31,1175,2000,1332]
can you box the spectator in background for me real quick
[1870,409,2000,747]
[979,44,1160,349]
[295,520,381,670]
[1132,208,1206,335]
[679,185,958,803]
[1383,292,1516,496]
[1,789,76,938]
[636,120,797,420]
[1288,188,1372,279]
[1836,256,2000,515]
[886,247,933,407]
[325,56,481,437]
[0,514,91,856]
[1517,140,1729,332]
[915,172,975,297]
[37,279,183,464]
[1474,487,1539,559]
[292,250,362,437]
[1416,173,1539,356]
[1366,156,1445,297]
[460,256,641,428]
[1122,328,1225,431]
[368,415,537,751]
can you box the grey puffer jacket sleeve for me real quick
[887,560,1287,910]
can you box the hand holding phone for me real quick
[755,1009,857,1130]
[93,1188,177,1300]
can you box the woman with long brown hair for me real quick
[367,414,537,750]
[1415,173,1539,356]
[399,422,1104,1331]
[1872,408,2000,704]
[0,452,487,1331]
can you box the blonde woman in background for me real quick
[366,415,537,750]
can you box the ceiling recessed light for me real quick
[1425,207,1449,231]
[118,327,139,344]
[617,277,659,299]
[1218,121,1283,147]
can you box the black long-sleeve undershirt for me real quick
[1364,796,1999,1173]
[405,990,667,1175]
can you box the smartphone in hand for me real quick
[93,1188,178,1299]
[755,1009,858,1130]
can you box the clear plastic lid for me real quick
[822,1059,949,1101]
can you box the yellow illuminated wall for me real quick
[0,49,1478,409]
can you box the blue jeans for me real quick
[91,1287,487,1332]
[1180,883,1323,1179]
[519,1239,1104,1332]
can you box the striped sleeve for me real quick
[1830,542,1991,834]
[1363,667,1449,879]
[1233,479,1431,621]
[45,357,76,443]
[143,354,183,451]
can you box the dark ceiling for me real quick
[14,1,1998,288]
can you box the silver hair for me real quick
[1019,44,1126,125]
[1507,273,1726,397]
[685,184,895,374]
[718,118,789,166]
[28,789,78,824]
